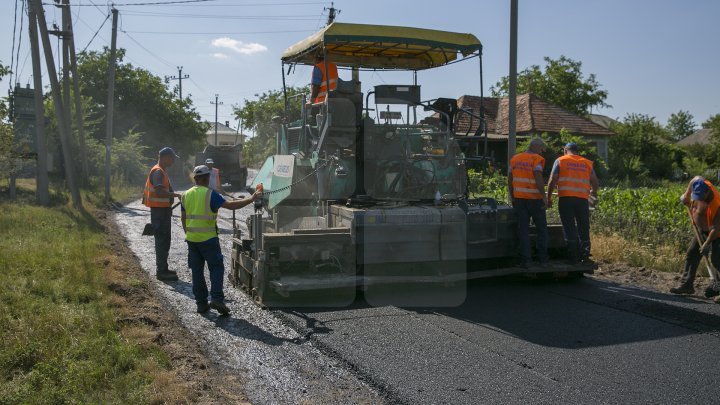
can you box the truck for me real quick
[195,143,248,191]
[230,22,591,307]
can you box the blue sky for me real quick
[3,0,720,132]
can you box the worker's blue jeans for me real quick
[558,197,591,261]
[514,198,549,264]
[150,207,172,273]
[187,238,225,305]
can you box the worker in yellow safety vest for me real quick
[508,137,549,268]
[181,165,259,315]
[546,142,599,265]
[143,147,182,281]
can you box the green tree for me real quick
[491,55,609,116]
[75,48,207,159]
[516,129,607,179]
[703,114,720,138]
[666,110,696,142]
[234,86,309,167]
[608,114,682,181]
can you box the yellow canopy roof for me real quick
[281,22,482,70]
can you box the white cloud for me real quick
[212,53,229,59]
[211,37,267,55]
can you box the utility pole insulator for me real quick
[325,2,339,25]
[167,66,190,99]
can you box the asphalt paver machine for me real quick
[231,22,588,306]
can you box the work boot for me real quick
[196,302,210,313]
[669,284,695,295]
[704,282,720,298]
[209,301,230,315]
[156,270,179,282]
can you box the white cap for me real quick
[205,158,214,165]
[193,165,211,176]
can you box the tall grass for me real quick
[0,180,169,404]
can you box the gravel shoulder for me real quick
[112,194,383,405]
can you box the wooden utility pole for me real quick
[61,0,72,158]
[105,7,118,202]
[507,0,518,171]
[32,0,82,208]
[65,0,89,179]
[211,94,223,146]
[28,0,49,205]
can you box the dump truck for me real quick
[230,22,591,306]
[195,143,248,191]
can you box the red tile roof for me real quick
[453,94,615,137]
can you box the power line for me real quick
[121,29,175,68]
[80,12,110,53]
[54,1,325,6]
[122,29,314,35]
[118,10,318,20]
[86,0,107,16]
[44,0,219,6]
[15,0,25,81]
[9,0,19,90]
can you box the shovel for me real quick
[142,202,181,236]
[686,205,720,281]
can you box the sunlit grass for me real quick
[0,184,170,403]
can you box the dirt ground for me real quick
[592,259,720,302]
[96,208,250,405]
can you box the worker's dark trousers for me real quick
[187,238,225,305]
[151,207,172,274]
[514,198,549,264]
[680,235,720,286]
[558,197,591,262]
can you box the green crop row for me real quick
[592,185,691,251]
[468,171,692,255]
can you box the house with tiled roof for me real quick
[206,121,246,146]
[449,93,615,164]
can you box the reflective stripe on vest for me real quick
[182,186,218,242]
[510,152,545,199]
[313,61,338,104]
[557,155,593,199]
[143,165,172,208]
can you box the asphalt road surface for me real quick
[115,174,720,404]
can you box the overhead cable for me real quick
[81,12,111,53]
[122,29,314,35]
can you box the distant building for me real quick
[206,121,246,146]
[589,113,619,130]
[677,128,713,146]
[447,93,615,164]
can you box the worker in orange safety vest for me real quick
[508,137,549,268]
[143,147,183,281]
[670,176,720,297]
[309,53,338,105]
[546,142,599,265]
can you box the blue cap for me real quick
[564,142,579,151]
[159,147,180,158]
[691,179,709,201]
